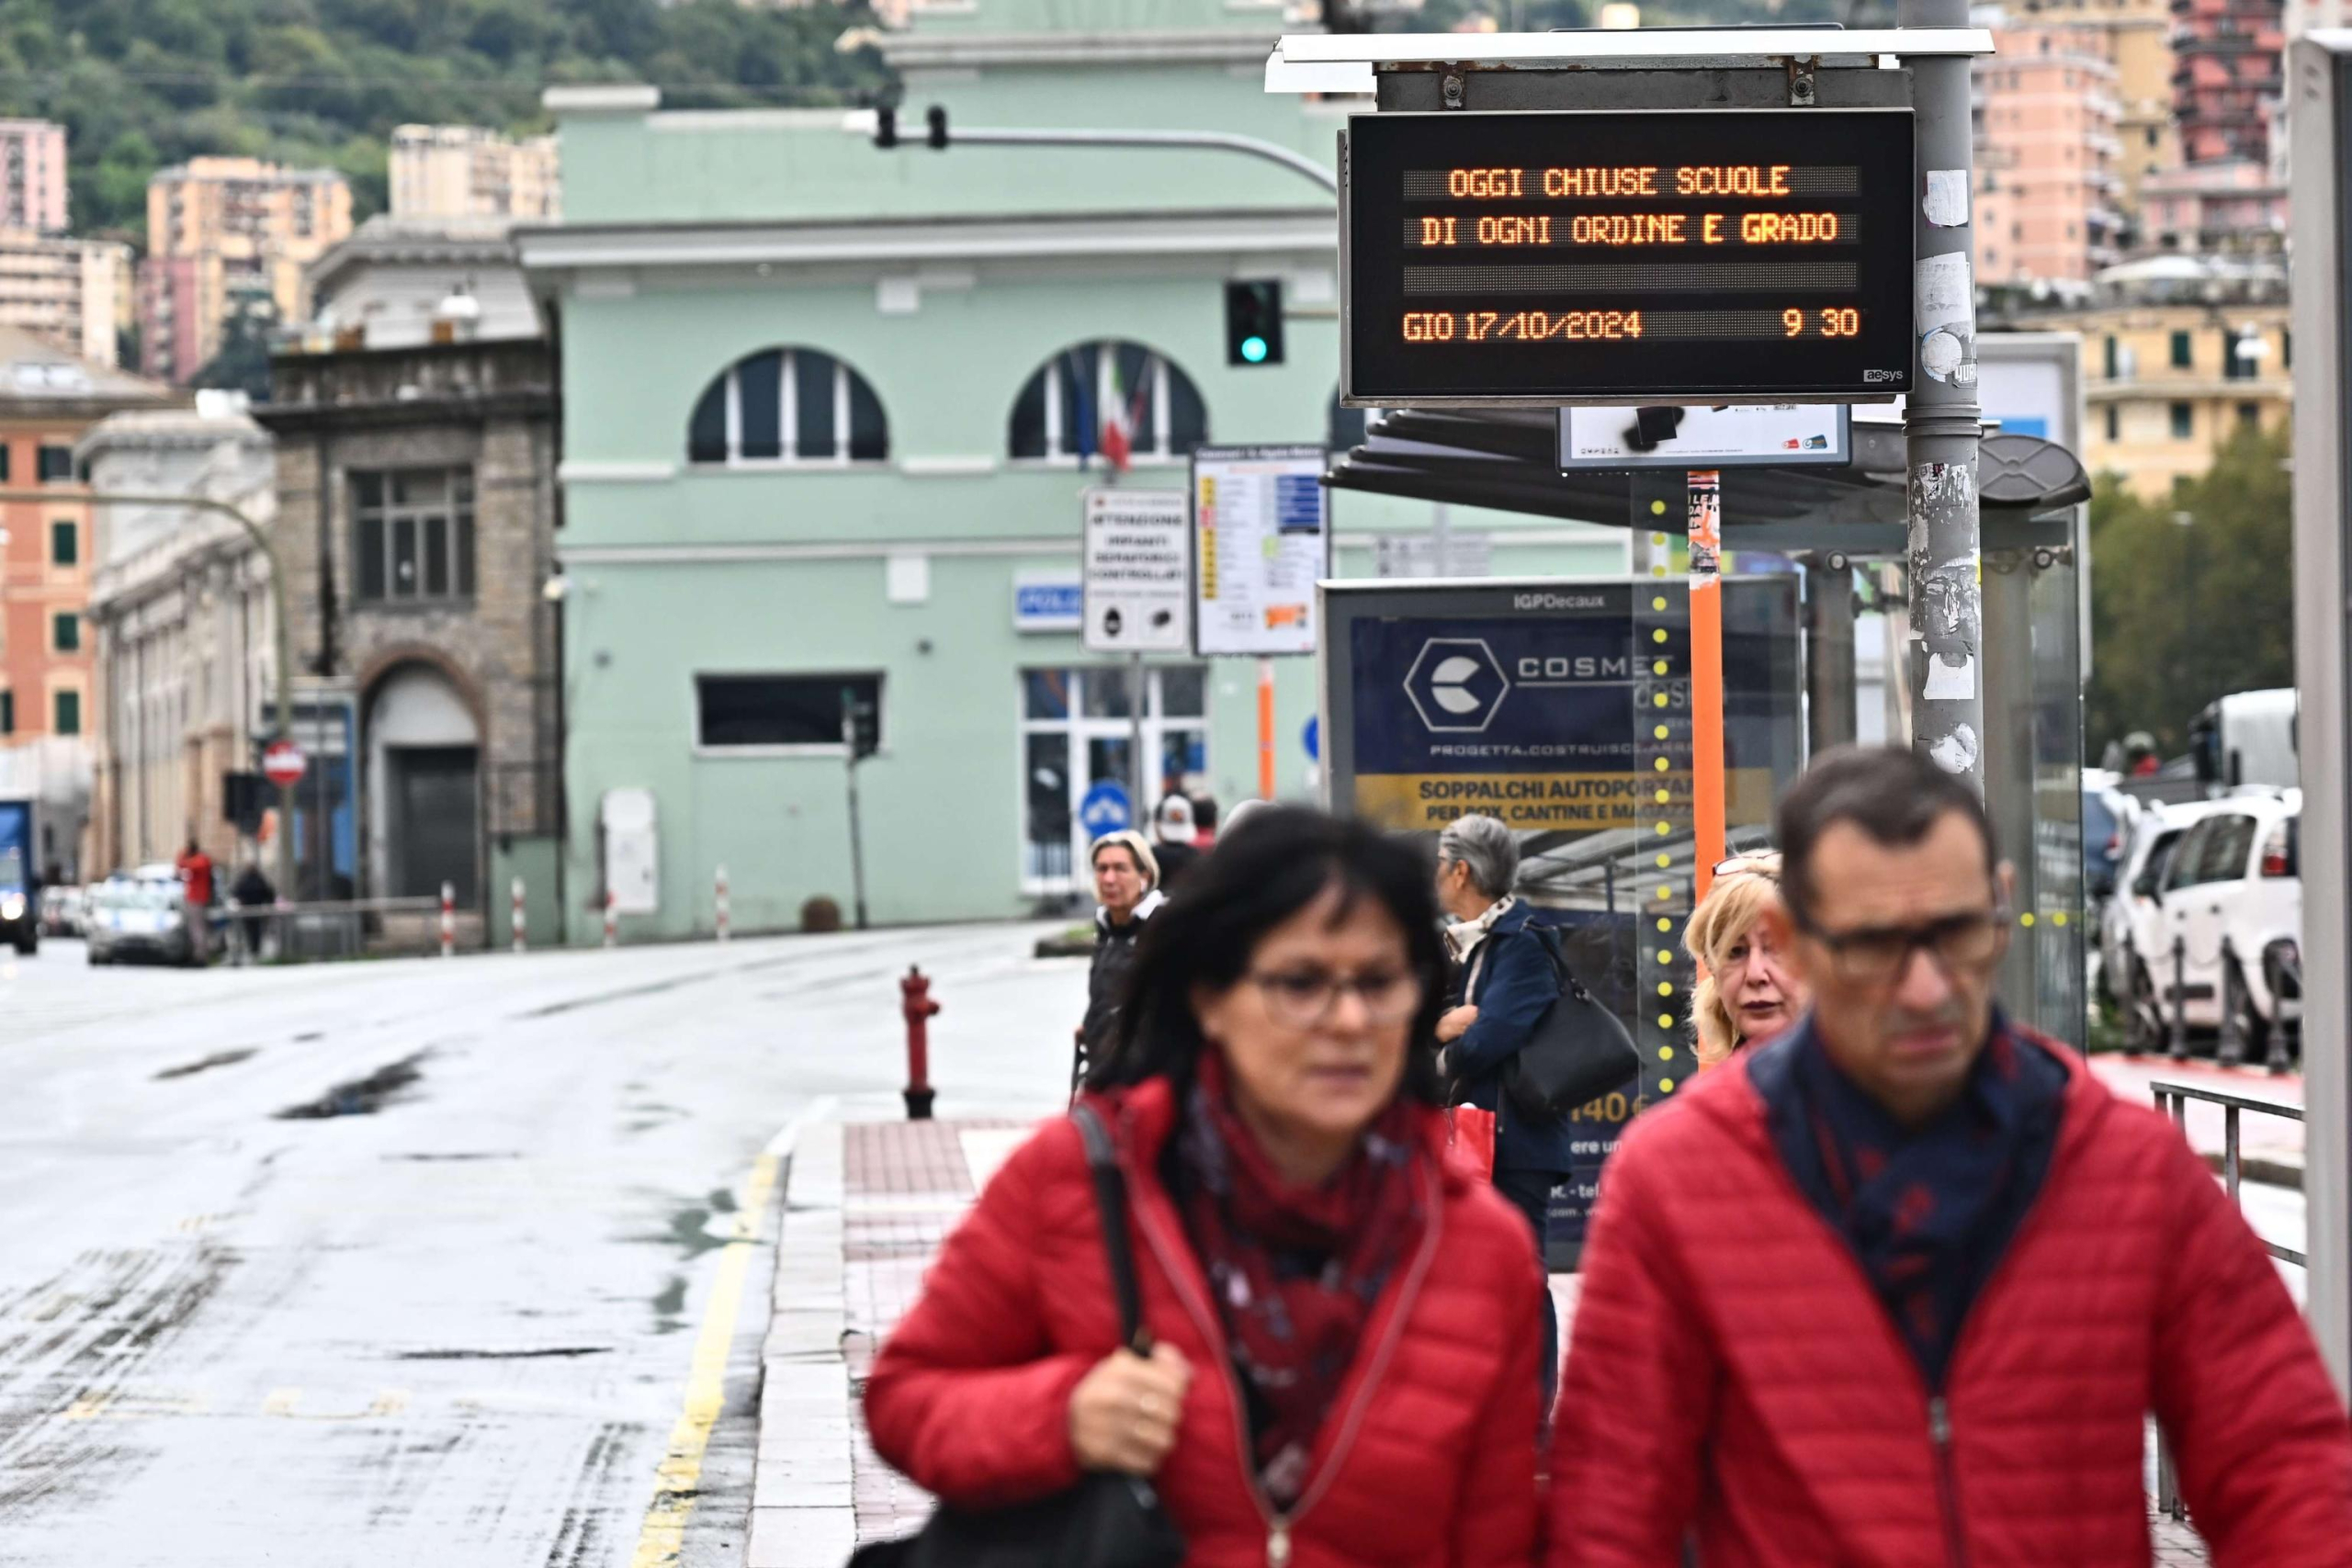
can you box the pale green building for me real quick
[516,0,1625,937]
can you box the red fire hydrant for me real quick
[901,964,940,1121]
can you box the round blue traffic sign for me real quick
[1079,779,1132,837]
[1303,716,1320,762]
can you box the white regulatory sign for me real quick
[1190,445,1329,658]
[1080,488,1192,654]
[1558,404,1852,470]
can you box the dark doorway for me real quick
[388,746,478,904]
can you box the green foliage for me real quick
[0,0,891,241]
[2085,424,2295,757]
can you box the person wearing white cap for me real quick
[1151,795,1201,891]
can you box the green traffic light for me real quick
[1241,335,1269,364]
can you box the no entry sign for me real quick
[262,739,307,788]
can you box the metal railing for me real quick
[2149,1078,2305,1522]
[233,896,446,962]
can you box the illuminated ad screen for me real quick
[1343,109,1916,405]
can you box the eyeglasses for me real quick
[1247,966,1424,1028]
[1794,908,2008,986]
[1712,853,1782,883]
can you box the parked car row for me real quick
[2098,788,2301,1056]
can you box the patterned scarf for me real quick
[1173,1052,1430,1510]
[1769,1014,2066,1388]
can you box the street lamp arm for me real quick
[7,485,299,896]
[871,120,1340,197]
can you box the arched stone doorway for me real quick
[365,663,481,905]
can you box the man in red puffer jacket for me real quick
[1553,746,2352,1568]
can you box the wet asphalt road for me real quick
[0,924,1073,1567]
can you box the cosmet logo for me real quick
[1404,637,1510,733]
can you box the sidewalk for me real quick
[750,1113,2213,1566]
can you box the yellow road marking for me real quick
[629,1149,782,1568]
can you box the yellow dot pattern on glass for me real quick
[1655,853,1670,869]
[1658,1045,1675,1061]
[1656,822,1671,837]
[1659,1077,1677,1093]
[1657,949,1673,964]
[1654,757,1670,773]
[1652,628,1668,644]
[2019,912,2036,928]
[1653,692,1668,708]
[1656,885,1672,901]
[1657,981,1673,998]
[1649,499,1668,516]
[2052,911,2068,927]
[1653,660,1668,676]
[1656,917,1672,932]
[1657,1013,1674,1030]
[1653,724,1669,740]
[1652,595,1668,612]
[1652,564,1668,578]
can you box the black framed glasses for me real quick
[1247,966,1424,1028]
[1795,908,2009,986]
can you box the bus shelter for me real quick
[1317,411,2091,1261]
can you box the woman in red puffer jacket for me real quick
[865,807,1547,1568]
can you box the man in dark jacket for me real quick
[1075,830,1162,1093]
[1551,746,2352,1567]
[1434,812,1574,1408]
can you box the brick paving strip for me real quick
[751,1114,2211,1565]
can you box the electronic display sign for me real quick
[1342,109,1916,406]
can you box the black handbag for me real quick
[1503,925,1642,1122]
[847,1104,1187,1568]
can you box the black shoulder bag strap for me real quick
[1070,1103,1151,1355]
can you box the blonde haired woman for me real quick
[1681,852,1809,1066]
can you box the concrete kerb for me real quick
[751,1119,855,1568]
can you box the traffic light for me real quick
[1224,279,1285,367]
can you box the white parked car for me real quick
[2101,799,2221,1025]
[2148,790,2301,1054]
[85,867,198,966]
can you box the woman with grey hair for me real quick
[1434,812,1574,1414]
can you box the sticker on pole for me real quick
[1079,779,1133,838]
[1082,488,1192,654]
[262,739,306,788]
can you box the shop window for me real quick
[50,612,77,652]
[2169,402,2194,440]
[696,672,883,751]
[1009,340,1206,463]
[351,468,476,604]
[35,443,70,482]
[2169,331,2192,368]
[52,689,78,736]
[49,519,74,567]
[686,348,888,465]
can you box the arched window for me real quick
[687,347,888,466]
[1009,340,1206,463]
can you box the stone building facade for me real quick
[82,406,275,874]
[254,336,560,936]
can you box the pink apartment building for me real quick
[0,120,67,235]
[1976,23,2124,284]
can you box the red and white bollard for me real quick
[715,865,730,943]
[439,881,455,959]
[510,876,526,953]
[603,888,618,949]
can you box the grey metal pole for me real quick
[2290,31,2352,1397]
[1128,652,1148,825]
[1902,0,1986,792]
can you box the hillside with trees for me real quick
[0,0,889,241]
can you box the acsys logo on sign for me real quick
[1403,638,1511,733]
